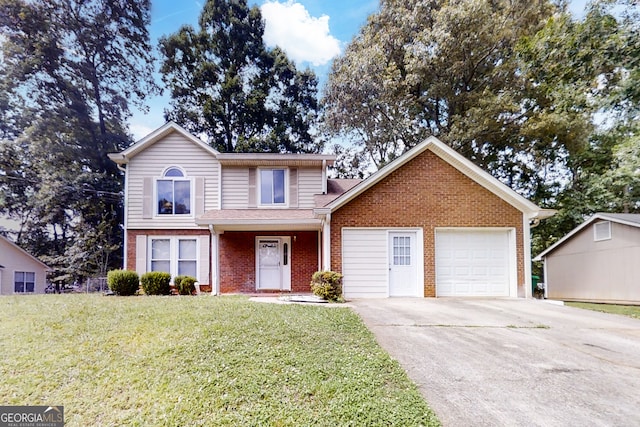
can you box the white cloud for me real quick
[260,1,341,67]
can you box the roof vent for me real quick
[593,221,611,241]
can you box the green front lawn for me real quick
[0,295,439,426]
[566,302,640,320]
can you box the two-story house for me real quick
[109,122,553,298]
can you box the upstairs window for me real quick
[157,167,191,215]
[15,271,35,293]
[593,221,611,241]
[260,169,286,205]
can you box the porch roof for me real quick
[196,209,321,231]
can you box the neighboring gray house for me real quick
[535,213,640,304]
[0,235,50,295]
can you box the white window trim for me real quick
[257,167,289,208]
[14,271,36,293]
[148,237,199,282]
[593,221,612,241]
[154,167,194,217]
[161,165,187,176]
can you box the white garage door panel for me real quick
[343,229,388,298]
[436,230,511,297]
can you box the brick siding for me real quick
[219,231,318,293]
[330,149,525,297]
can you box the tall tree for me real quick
[520,1,640,256]
[323,0,556,174]
[160,0,322,154]
[0,0,157,281]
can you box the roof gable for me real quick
[0,235,51,270]
[108,122,219,164]
[326,136,549,217]
[535,213,640,260]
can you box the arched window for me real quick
[164,167,184,177]
[157,167,191,215]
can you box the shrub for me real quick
[140,272,171,296]
[174,275,197,295]
[310,270,343,302]
[107,270,139,296]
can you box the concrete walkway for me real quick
[350,298,640,427]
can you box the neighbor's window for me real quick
[150,237,198,279]
[157,167,191,215]
[14,271,35,293]
[594,221,611,241]
[260,169,286,205]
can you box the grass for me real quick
[566,301,640,320]
[0,295,439,426]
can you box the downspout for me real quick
[209,224,219,295]
[523,213,534,299]
[321,160,327,195]
[118,161,128,270]
[542,257,549,299]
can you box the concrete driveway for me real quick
[350,298,640,427]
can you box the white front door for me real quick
[256,237,291,290]
[389,232,418,296]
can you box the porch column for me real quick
[322,213,331,271]
[209,226,219,295]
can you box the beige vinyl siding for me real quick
[126,133,219,229]
[221,168,249,209]
[0,239,48,295]
[545,222,640,303]
[298,168,323,208]
[342,229,389,298]
[222,166,324,209]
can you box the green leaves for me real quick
[323,0,555,173]
[0,0,157,279]
[160,0,322,154]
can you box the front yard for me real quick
[0,295,439,426]
[566,301,640,319]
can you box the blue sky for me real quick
[129,0,588,140]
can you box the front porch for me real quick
[217,231,319,294]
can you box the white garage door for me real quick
[342,229,388,298]
[436,229,512,297]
